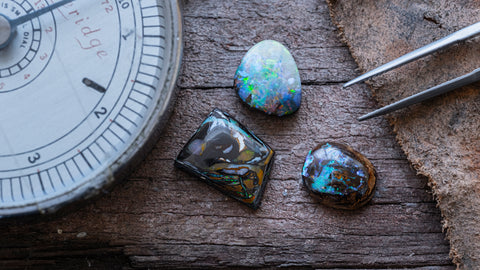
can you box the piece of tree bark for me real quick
[327,0,480,268]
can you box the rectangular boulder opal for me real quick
[175,109,275,209]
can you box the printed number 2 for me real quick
[95,107,108,119]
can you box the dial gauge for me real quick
[0,0,183,217]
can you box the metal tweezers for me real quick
[344,21,480,121]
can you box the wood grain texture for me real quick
[0,0,454,269]
[326,1,480,268]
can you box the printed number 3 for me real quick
[28,153,41,164]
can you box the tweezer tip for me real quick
[343,76,364,88]
[357,116,368,121]
[357,112,376,121]
[343,81,354,88]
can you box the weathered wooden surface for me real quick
[327,1,480,268]
[0,0,454,269]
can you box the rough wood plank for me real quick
[0,0,453,269]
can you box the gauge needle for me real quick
[0,0,75,49]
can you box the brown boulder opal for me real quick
[302,142,376,210]
[175,109,275,209]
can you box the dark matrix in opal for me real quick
[302,142,376,210]
[175,109,275,209]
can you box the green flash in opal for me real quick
[234,40,301,116]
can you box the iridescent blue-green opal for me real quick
[302,142,376,210]
[234,40,301,116]
[175,109,275,209]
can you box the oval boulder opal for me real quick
[234,40,301,116]
[302,142,376,210]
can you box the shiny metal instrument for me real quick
[344,21,480,121]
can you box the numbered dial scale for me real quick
[0,0,183,217]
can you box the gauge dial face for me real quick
[0,0,182,216]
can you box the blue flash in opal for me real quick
[234,40,301,116]
[302,142,376,210]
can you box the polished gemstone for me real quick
[234,40,301,116]
[175,109,275,209]
[302,142,376,210]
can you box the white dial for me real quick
[0,0,183,217]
